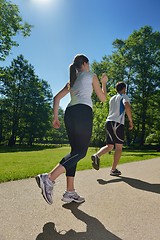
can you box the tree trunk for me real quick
[8,134,16,147]
[140,101,147,146]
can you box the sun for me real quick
[31,0,58,13]
[31,0,54,9]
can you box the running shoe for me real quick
[62,191,85,203]
[35,173,54,205]
[110,169,121,176]
[91,154,100,170]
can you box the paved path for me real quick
[0,158,160,240]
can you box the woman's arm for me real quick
[92,73,108,102]
[53,83,69,129]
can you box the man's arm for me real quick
[125,102,133,130]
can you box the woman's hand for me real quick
[52,118,60,129]
[101,73,108,84]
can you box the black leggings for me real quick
[60,104,93,177]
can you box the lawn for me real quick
[0,145,160,183]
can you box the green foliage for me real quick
[91,25,160,147]
[0,55,53,146]
[0,0,32,60]
[145,132,160,144]
[47,108,68,144]
[91,102,107,146]
[91,91,116,146]
[0,18,160,148]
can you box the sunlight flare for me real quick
[32,0,52,4]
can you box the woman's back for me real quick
[68,71,94,108]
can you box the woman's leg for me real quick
[61,104,93,172]
[64,105,92,195]
[36,105,92,204]
[66,176,74,191]
[48,165,75,191]
[48,163,65,182]
[61,105,93,202]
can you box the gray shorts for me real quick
[105,121,124,145]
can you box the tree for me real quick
[91,26,160,147]
[0,0,32,61]
[123,26,160,145]
[91,57,111,104]
[0,0,32,145]
[91,96,109,147]
[1,55,53,146]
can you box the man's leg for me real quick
[91,144,114,170]
[96,144,114,158]
[110,143,123,176]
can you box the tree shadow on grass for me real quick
[0,144,60,153]
[121,153,159,158]
[36,202,122,240]
[97,176,160,194]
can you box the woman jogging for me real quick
[35,54,108,205]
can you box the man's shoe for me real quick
[91,154,100,170]
[35,173,54,205]
[62,191,85,203]
[110,169,121,176]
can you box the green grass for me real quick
[0,146,160,183]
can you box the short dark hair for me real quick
[115,82,126,93]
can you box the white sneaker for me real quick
[62,191,85,203]
[35,173,54,205]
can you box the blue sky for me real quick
[3,0,160,109]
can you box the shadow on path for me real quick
[36,203,122,240]
[97,176,160,194]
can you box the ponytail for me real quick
[69,54,89,89]
[69,63,77,88]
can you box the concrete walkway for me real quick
[0,158,160,240]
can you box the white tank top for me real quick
[67,71,94,108]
